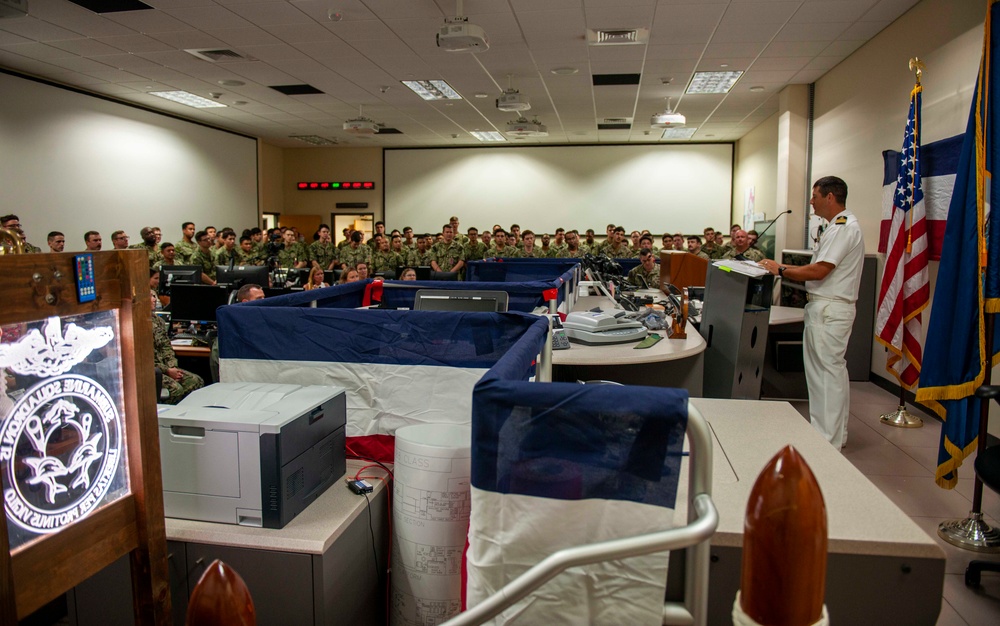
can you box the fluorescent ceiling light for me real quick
[149,91,227,108]
[470,131,506,142]
[686,71,744,94]
[401,80,462,100]
[661,127,697,140]
[290,135,338,146]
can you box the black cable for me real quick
[363,492,380,590]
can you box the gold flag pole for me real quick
[881,58,926,429]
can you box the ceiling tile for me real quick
[207,27,283,47]
[226,2,315,26]
[820,39,867,57]
[0,17,85,42]
[773,21,850,42]
[791,1,879,23]
[840,21,891,40]
[762,41,829,57]
[162,5,256,30]
[862,0,921,22]
[93,34,175,53]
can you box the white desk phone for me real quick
[562,310,648,345]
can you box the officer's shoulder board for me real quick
[835,216,848,225]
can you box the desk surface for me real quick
[769,304,805,325]
[552,292,706,366]
[165,460,387,555]
[171,343,211,358]
[685,398,943,560]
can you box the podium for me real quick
[659,251,708,291]
[0,251,170,623]
[701,265,774,399]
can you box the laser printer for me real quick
[157,382,347,528]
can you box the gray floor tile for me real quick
[865,474,977,518]
[942,572,1000,625]
[937,598,970,625]
[900,445,946,473]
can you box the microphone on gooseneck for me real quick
[753,210,793,247]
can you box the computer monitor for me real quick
[396,266,432,281]
[159,265,202,294]
[284,268,310,287]
[413,289,509,313]
[168,285,231,323]
[216,265,270,288]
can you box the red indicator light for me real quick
[297,182,308,189]
[309,182,319,189]
[352,182,362,189]
[320,182,330,189]
[363,182,374,189]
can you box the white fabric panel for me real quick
[466,486,675,625]
[221,359,488,436]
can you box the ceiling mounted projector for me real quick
[506,117,548,137]
[437,17,488,52]
[651,98,685,128]
[344,105,379,134]
[437,1,488,52]
[497,88,531,112]
[344,117,379,134]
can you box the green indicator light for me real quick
[331,182,341,188]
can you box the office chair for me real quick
[431,270,459,281]
[966,384,1000,586]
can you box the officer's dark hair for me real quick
[195,230,209,243]
[813,176,848,205]
[639,249,654,259]
[250,227,262,236]
[240,235,252,244]
[351,230,364,243]
[639,234,653,244]
[182,221,194,230]
[160,242,174,251]
[84,230,99,242]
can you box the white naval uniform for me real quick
[803,209,864,449]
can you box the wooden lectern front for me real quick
[0,251,170,623]
[659,250,709,292]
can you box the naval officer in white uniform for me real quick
[759,176,864,449]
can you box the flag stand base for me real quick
[938,512,1000,552]
[879,405,923,428]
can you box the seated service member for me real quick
[339,230,371,270]
[721,229,765,262]
[309,224,338,270]
[758,176,863,450]
[276,228,309,269]
[627,249,660,288]
[175,222,197,264]
[516,230,543,258]
[487,230,518,259]
[0,214,41,253]
[47,231,65,253]
[686,235,711,260]
[84,230,102,251]
[465,227,487,262]
[151,290,204,404]
[189,230,218,285]
[430,224,465,273]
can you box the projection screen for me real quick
[384,144,733,235]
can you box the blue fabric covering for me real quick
[466,259,580,283]
[218,305,547,369]
[472,374,688,508]
[882,134,963,186]
[377,279,562,312]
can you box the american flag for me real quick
[875,84,929,388]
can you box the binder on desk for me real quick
[659,251,708,292]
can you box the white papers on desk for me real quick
[171,338,194,346]
[712,259,769,277]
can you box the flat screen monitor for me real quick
[396,266,432,281]
[168,285,231,323]
[413,289,509,313]
[159,265,202,294]
[216,265,270,288]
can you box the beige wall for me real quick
[733,112,779,241]
[279,147,384,224]
[258,141,284,220]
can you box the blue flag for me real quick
[916,0,1000,489]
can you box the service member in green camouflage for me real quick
[627,249,660,289]
[429,224,465,273]
[686,235,711,260]
[720,229,765,262]
[367,222,387,249]
[603,227,633,258]
[402,227,417,249]
[371,236,401,274]
[129,226,165,268]
[559,230,588,258]
[157,242,176,269]
[548,228,568,258]
[309,224,338,270]
[464,227,487,262]
[0,214,42,253]
[276,229,309,269]
[213,229,243,267]
[515,230,544,258]
[189,230,218,284]
[151,290,204,404]
[405,234,433,267]
[339,230,372,269]
[486,229,518,259]
[174,222,197,264]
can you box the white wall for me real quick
[733,112,779,232]
[384,144,733,235]
[0,72,259,250]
